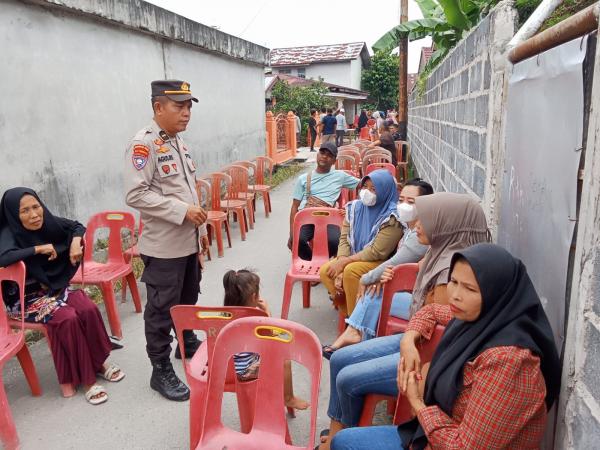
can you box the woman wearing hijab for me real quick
[319,170,404,316]
[322,179,433,357]
[330,243,561,449]
[0,187,123,405]
[318,192,490,449]
[357,110,369,140]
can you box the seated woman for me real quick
[367,120,398,165]
[319,169,404,316]
[0,187,124,405]
[331,243,561,449]
[318,193,490,449]
[322,178,433,357]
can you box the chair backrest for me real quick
[223,165,250,199]
[365,148,393,159]
[231,160,257,182]
[199,316,322,449]
[362,153,393,174]
[336,154,359,174]
[291,208,344,264]
[170,305,268,375]
[254,156,274,186]
[367,118,376,127]
[196,179,212,210]
[376,263,420,337]
[338,149,361,173]
[393,324,445,425]
[366,163,396,177]
[83,211,136,265]
[395,140,411,164]
[204,172,232,210]
[0,261,26,335]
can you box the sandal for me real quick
[85,384,108,405]
[99,363,125,382]
[322,345,337,361]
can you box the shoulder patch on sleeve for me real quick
[132,144,150,170]
[133,127,151,141]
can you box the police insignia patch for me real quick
[154,138,164,146]
[156,146,169,154]
[132,145,149,170]
[162,165,170,174]
[172,163,177,171]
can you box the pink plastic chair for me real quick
[281,208,344,319]
[70,211,142,339]
[223,165,255,230]
[251,156,274,218]
[365,163,396,178]
[195,316,322,450]
[361,153,393,174]
[206,172,249,241]
[0,262,42,450]
[171,305,269,449]
[358,263,419,426]
[121,219,143,301]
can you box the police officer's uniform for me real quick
[124,80,206,400]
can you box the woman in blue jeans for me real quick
[318,193,491,449]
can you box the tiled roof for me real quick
[418,46,435,73]
[265,73,368,97]
[270,42,366,66]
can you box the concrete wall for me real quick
[0,0,268,223]
[305,61,352,88]
[407,2,516,232]
[350,58,363,90]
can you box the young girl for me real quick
[223,269,309,410]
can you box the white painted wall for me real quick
[305,61,352,87]
[350,58,363,90]
[0,0,265,223]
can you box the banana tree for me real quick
[373,0,498,74]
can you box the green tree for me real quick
[361,51,400,111]
[271,80,332,145]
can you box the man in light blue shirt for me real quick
[288,142,359,260]
[335,109,347,147]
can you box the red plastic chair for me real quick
[121,219,143,301]
[0,262,42,450]
[171,305,269,449]
[206,172,249,241]
[364,148,393,160]
[337,151,361,177]
[358,263,419,426]
[361,153,393,174]
[195,316,322,450]
[366,163,396,177]
[251,156,274,218]
[358,127,370,140]
[70,211,142,339]
[281,208,344,320]
[196,179,232,259]
[395,141,411,183]
[223,165,255,230]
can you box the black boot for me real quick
[174,331,202,360]
[150,360,190,401]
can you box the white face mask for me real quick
[397,202,417,223]
[359,189,377,207]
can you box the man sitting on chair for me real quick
[287,142,359,261]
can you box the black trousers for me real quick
[298,224,340,261]
[310,129,317,149]
[140,253,200,363]
[336,130,345,147]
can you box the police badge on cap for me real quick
[151,80,198,103]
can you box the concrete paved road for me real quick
[4,149,341,449]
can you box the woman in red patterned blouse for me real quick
[331,243,561,449]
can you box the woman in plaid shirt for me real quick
[331,243,561,449]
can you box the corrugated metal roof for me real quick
[270,42,366,66]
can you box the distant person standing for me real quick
[321,108,337,145]
[318,107,327,140]
[309,109,318,152]
[335,109,347,147]
[124,79,209,402]
[293,110,301,145]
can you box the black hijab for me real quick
[0,187,84,291]
[358,110,368,128]
[401,243,561,449]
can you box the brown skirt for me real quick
[46,289,112,386]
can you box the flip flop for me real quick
[322,344,337,361]
[99,363,125,382]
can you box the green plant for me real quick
[361,51,400,111]
[373,0,499,77]
[271,163,305,188]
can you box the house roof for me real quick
[270,42,369,67]
[418,46,435,74]
[265,73,369,100]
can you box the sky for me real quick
[145,0,431,74]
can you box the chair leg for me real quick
[358,394,379,426]
[246,201,255,230]
[263,192,270,217]
[302,281,311,308]
[126,273,142,313]
[120,277,127,303]
[0,374,19,450]
[224,218,232,248]
[236,208,247,241]
[206,223,213,246]
[101,281,123,339]
[280,275,295,319]
[16,346,42,396]
[214,220,224,258]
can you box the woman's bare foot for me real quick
[331,326,362,350]
[285,395,310,410]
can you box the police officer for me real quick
[124,80,208,401]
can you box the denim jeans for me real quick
[331,425,406,449]
[327,334,401,426]
[347,292,412,339]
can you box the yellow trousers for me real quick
[319,259,381,316]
